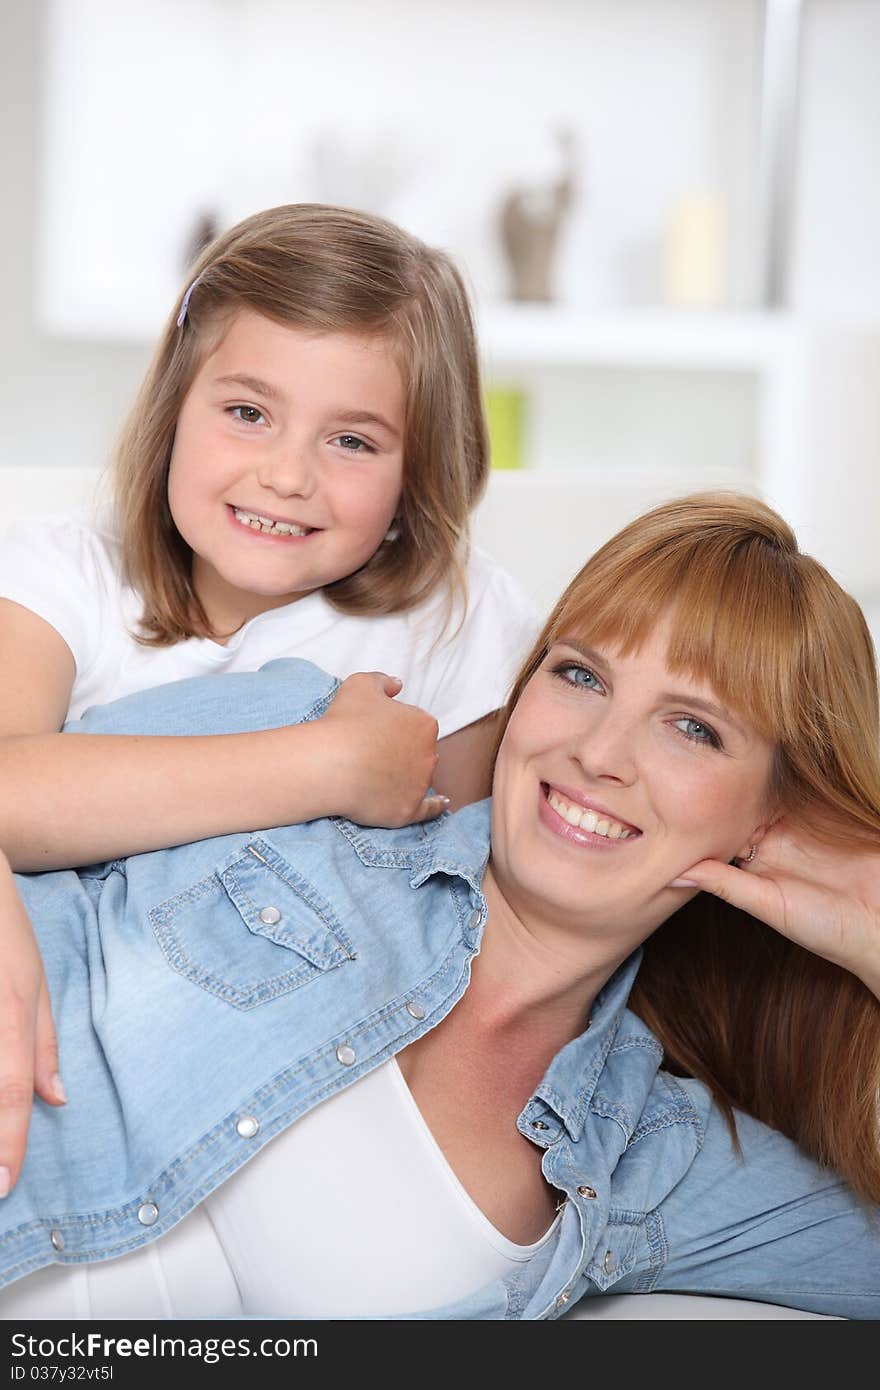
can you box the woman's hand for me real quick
[318,672,447,827]
[0,855,66,1198]
[672,821,880,1001]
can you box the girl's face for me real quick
[490,614,776,946]
[168,310,406,632]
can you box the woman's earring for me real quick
[384,521,400,543]
[740,844,758,865]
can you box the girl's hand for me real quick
[318,672,447,827]
[671,820,880,1001]
[0,859,66,1198]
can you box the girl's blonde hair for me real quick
[114,204,489,643]
[501,491,880,1203]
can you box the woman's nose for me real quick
[571,713,638,787]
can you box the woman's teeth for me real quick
[233,507,311,536]
[547,790,637,839]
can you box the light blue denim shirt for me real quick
[3,660,879,1318]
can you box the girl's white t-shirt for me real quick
[0,516,540,735]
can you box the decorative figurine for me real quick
[499,131,577,302]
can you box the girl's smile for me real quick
[167,310,406,635]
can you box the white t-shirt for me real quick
[0,515,540,736]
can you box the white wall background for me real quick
[1,0,878,631]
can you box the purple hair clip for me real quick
[176,274,203,329]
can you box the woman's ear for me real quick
[733,819,775,864]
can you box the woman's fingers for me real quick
[671,844,876,987]
[670,858,787,931]
[0,986,64,1199]
[33,982,65,1108]
[0,995,37,1196]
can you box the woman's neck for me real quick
[470,863,639,1046]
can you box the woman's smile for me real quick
[539,783,643,847]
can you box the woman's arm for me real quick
[670,821,880,1002]
[0,603,445,871]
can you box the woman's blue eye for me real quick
[552,662,604,692]
[674,716,720,747]
[230,405,265,425]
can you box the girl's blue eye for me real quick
[552,662,604,692]
[332,434,375,454]
[230,405,265,425]
[674,716,720,748]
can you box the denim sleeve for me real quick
[62,659,340,737]
[623,1083,880,1319]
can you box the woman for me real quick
[1,491,879,1319]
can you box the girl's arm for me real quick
[432,713,498,810]
[0,850,65,1198]
[0,601,445,871]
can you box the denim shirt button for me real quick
[259,906,282,925]
[577,1185,597,1199]
[50,1230,65,1252]
[468,910,481,929]
[137,1202,160,1227]
[532,1119,549,1131]
[557,1291,571,1305]
[603,1251,614,1274]
[236,1115,260,1139]
[336,1044,357,1066]
[406,1000,426,1020]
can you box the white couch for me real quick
[0,465,834,1320]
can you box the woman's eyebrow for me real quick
[659,690,747,736]
[554,639,613,676]
[556,639,749,737]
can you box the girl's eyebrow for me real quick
[215,373,281,401]
[332,409,401,440]
[212,376,401,439]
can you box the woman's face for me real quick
[490,613,776,942]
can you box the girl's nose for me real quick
[257,444,318,499]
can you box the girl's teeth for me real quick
[234,507,309,537]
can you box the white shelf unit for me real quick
[480,307,794,372]
[477,307,802,528]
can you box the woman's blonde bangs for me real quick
[547,527,807,745]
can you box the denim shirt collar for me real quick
[411,797,644,1143]
[532,950,643,1142]
[409,798,493,904]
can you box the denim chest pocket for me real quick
[149,837,355,1009]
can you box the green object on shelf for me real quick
[484,386,526,470]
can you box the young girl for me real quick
[0,204,538,1196]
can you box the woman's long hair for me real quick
[114,204,488,644]
[501,492,880,1203]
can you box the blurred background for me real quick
[2,0,879,631]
